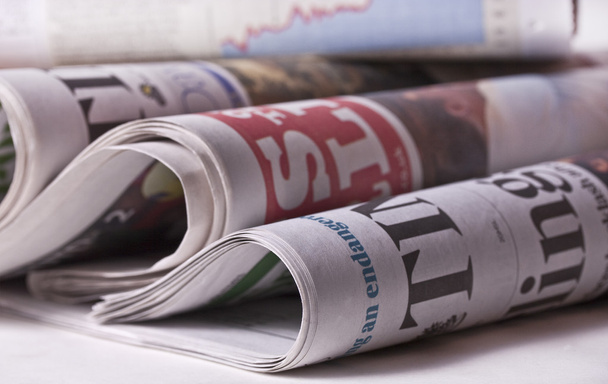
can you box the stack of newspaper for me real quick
[0,0,607,373]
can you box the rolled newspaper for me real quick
[2,148,607,372]
[0,56,432,228]
[91,149,608,371]
[3,66,608,302]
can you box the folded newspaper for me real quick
[1,66,608,305]
[1,148,607,372]
[0,56,435,230]
[0,0,579,68]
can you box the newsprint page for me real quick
[0,0,608,381]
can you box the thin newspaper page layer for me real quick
[0,0,574,68]
[89,149,608,371]
[10,66,608,302]
[0,279,301,370]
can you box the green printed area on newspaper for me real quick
[211,252,294,306]
[0,102,15,198]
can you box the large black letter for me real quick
[56,75,141,140]
[530,195,585,262]
[352,197,461,251]
[400,250,473,329]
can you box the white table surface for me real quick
[1,298,607,384]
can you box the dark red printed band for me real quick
[210,96,421,223]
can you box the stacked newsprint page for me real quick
[0,0,608,373]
